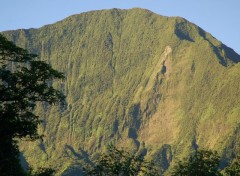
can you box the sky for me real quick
[1,0,240,54]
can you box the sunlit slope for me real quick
[3,8,240,174]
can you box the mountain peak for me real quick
[2,8,240,174]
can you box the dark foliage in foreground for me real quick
[0,33,64,175]
[84,145,159,176]
[223,156,240,176]
[171,149,240,176]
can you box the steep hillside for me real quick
[3,8,240,175]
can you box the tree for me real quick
[223,156,240,176]
[84,145,159,176]
[171,150,222,176]
[0,34,65,175]
[27,167,55,176]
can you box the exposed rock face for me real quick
[3,8,240,174]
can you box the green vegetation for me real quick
[0,33,64,175]
[84,145,158,176]
[84,147,240,175]
[171,150,240,176]
[27,167,55,176]
[2,8,240,174]
[171,150,222,176]
[223,156,240,176]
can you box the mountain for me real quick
[2,8,240,175]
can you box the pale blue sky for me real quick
[1,0,240,54]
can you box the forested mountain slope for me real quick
[3,8,240,175]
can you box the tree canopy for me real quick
[171,150,221,176]
[84,145,159,176]
[223,156,240,176]
[0,33,64,175]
